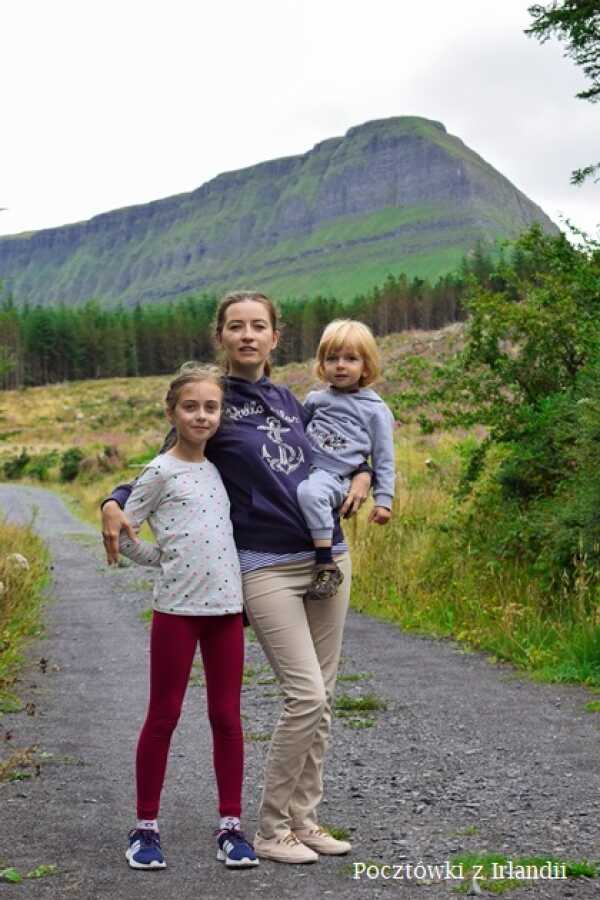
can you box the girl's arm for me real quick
[117,465,165,568]
[100,427,177,563]
[119,532,161,568]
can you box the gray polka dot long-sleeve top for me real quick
[118,452,243,616]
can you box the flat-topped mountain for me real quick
[0,117,558,306]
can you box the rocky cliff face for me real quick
[0,117,558,305]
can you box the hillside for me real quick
[0,323,465,462]
[0,117,558,306]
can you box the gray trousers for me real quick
[297,467,351,541]
[243,552,351,838]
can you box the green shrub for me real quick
[426,226,600,589]
[59,448,84,482]
[26,451,59,482]
[2,450,30,480]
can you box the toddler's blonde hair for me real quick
[315,320,380,387]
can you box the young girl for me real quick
[118,364,258,871]
[297,320,395,600]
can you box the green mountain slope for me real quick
[0,117,558,305]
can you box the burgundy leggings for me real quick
[136,610,244,820]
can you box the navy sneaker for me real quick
[216,828,259,868]
[126,828,166,869]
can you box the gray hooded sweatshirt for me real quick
[304,386,396,509]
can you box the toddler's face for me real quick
[168,381,222,445]
[322,344,365,391]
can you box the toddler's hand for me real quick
[368,506,391,525]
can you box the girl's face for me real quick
[218,300,279,376]
[167,381,222,447]
[322,343,365,391]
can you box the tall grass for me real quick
[348,425,600,685]
[0,518,49,711]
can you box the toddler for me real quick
[298,320,395,600]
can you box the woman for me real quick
[101,291,371,864]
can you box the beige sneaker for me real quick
[293,825,352,855]
[253,831,319,864]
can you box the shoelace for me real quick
[216,827,253,848]
[282,832,301,846]
[133,828,161,847]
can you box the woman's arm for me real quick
[102,499,137,565]
[339,469,372,518]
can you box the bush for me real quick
[428,225,600,588]
[59,448,84,482]
[2,450,30,480]
[26,451,59,482]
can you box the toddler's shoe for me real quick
[293,825,351,855]
[303,562,344,601]
[253,831,319,864]
[216,828,259,868]
[125,828,166,869]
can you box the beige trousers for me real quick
[243,553,351,839]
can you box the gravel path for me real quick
[1,484,599,899]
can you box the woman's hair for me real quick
[314,319,381,387]
[165,362,225,412]
[214,290,280,377]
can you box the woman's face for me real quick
[218,300,279,376]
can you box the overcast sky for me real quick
[1,0,598,239]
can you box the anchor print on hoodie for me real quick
[110,375,345,554]
[205,375,345,552]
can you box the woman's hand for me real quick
[368,506,391,525]
[340,471,371,518]
[101,501,137,565]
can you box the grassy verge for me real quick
[0,517,49,713]
[347,425,600,687]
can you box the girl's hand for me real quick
[368,506,391,525]
[340,471,371,518]
[101,501,138,565]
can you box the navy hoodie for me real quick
[109,375,345,553]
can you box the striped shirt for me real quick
[238,541,348,575]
